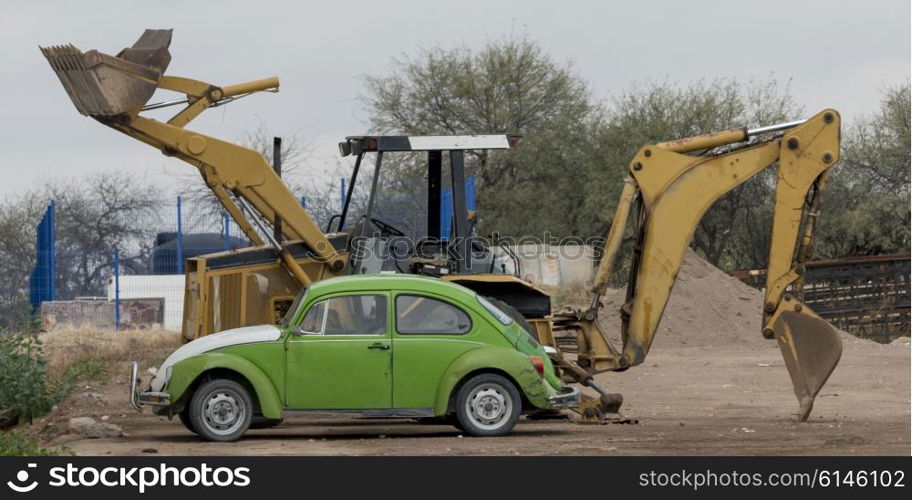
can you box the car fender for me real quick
[168,352,283,419]
[433,346,550,414]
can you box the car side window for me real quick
[396,295,472,335]
[296,295,387,335]
[298,300,326,334]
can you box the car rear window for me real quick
[395,295,472,335]
[476,296,513,326]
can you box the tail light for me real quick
[529,356,544,377]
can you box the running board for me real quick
[283,408,435,418]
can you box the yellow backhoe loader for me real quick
[41,30,842,422]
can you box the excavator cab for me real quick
[335,135,522,277]
[334,134,553,322]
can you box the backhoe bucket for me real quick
[772,311,842,421]
[40,29,172,117]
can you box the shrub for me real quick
[0,330,71,424]
[0,431,62,456]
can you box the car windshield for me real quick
[278,287,308,326]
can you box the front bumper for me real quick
[129,361,170,412]
[548,385,580,409]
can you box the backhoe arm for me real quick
[567,109,842,421]
[41,30,346,285]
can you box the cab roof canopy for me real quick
[339,134,521,156]
[335,133,521,274]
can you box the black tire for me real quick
[448,413,465,432]
[454,373,521,437]
[188,379,253,442]
[417,415,464,431]
[415,416,449,425]
[177,407,197,434]
[249,416,283,429]
[485,296,538,342]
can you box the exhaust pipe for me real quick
[40,29,172,116]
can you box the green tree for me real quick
[816,84,911,257]
[361,35,599,237]
[360,36,908,274]
[599,78,803,269]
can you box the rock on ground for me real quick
[68,416,123,438]
[75,392,110,408]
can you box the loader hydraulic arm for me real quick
[40,30,346,285]
[566,109,842,421]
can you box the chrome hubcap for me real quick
[202,389,245,435]
[466,383,511,430]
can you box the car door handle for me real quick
[367,343,390,350]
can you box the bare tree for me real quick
[42,171,160,298]
[0,171,161,327]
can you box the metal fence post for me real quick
[273,137,283,243]
[223,211,231,251]
[113,247,121,330]
[48,200,56,301]
[340,177,346,212]
[176,195,184,274]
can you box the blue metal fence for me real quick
[28,202,56,312]
[9,196,253,331]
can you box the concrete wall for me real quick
[501,244,595,287]
[107,275,185,331]
[40,297,164,330]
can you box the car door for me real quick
[391,293,481,409]
[285,292,392,410]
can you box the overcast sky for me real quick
[0,0,908,199]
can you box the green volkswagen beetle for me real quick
[131,274,579,441]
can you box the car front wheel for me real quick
[188,378,253,442]
[177,407,196,434]
[455,374,521,437]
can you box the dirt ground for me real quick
[27,337,909,456]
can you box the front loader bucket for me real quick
[40,29,172,116]
[773,311,842,421]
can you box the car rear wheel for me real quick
[188,379,252,442]
[455,374,521,437]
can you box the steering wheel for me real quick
[369,217,406,237]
